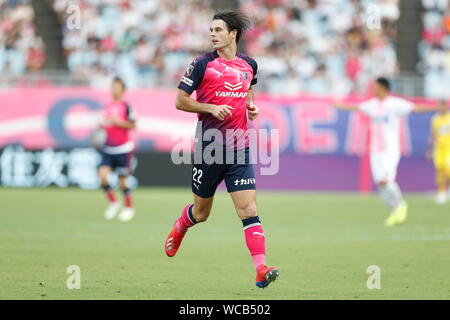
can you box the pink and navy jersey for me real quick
[178,50,257,149]
[103,101,136,154]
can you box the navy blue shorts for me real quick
[192,147,256,198]
[99,152,134,176]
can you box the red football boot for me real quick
[164,224,186,257]
[255,265,279,288]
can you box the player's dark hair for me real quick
[113,76,126,90]
[213,10,251,44]
[376,77,391,91]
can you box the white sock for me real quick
[378,182,403,210]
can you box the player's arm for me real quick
[411,103,439,113]
[175,89,234,121]
[109,117,136,129]
[333,98,360,112]
[425,126,436,160]
[109,105,136,129]
[176,58,233,121]
[246,87,259,121]
[99,119,106,129]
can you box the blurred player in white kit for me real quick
[335,77,436,226]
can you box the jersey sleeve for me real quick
[394,98,414,116]
[251,60,258,86]
[239,54,258,86]
[125,104,137,122]
[178,58,206,94]
[359,99,373,115]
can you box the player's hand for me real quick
[333,98,344,108]
[247,103,259,121]
[108,116,121,126]
[211,104,234,121]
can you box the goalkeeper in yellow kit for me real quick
[427,100,450,204]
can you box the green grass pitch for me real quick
[1,187,449,299]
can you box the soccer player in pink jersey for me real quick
[335,77,436,226]
[98,77,137,222]
[164,11,279,289]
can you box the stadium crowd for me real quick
[420,0,450,98]
[0,0,45,77]
[51,0,402,95]
[239,0,400,95]
[6,0,448,98]
[52,0,214,88]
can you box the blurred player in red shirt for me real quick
[98,77,137,222]
[164,11,279,289]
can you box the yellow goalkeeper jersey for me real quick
[432,112,450,149]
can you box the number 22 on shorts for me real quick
[192,167,203,188]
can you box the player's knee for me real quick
[236,202,257,219]
[193,207,210,222]
[436,170,447,183]
[99,175,109,186]
[118,177,128,190]
[98,168,109,181]
[377,180,388,188]
[194,211,209,222]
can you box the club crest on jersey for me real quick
[241,71,249,81]
[184,64,194,77]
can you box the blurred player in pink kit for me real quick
[98,77,137,222]
[164,11,279,289]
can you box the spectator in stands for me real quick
[0,0,44,78]
[420,0,450,98]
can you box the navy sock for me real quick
[241,216,261,229]
[187,204,197,224]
